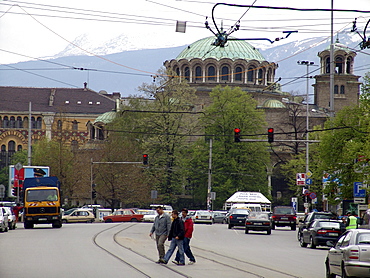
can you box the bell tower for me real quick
[313,40,361,112]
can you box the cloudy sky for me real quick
[0,0,368,65]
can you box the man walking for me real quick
[174,208,196,265]
[149,206,171,263]
[160,210,185,265]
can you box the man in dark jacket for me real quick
[149,206,171,263]
[174,208,196,265]
[160,210,185,265]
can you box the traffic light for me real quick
[143,154,149,165]
[92,190,97,199]
[234,128,241,142]
[267,128,274,143]
[12,187,17,197]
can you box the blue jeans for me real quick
[163,238,184,264]
[175,237,195,262]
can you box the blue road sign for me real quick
[354,182,366,198]
[306,178,313,185]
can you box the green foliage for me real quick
[10,150,28,165]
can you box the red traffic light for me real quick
[267,128,274,143]
[234,128,241,142]
[143,154,149,165]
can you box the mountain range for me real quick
[1,30,368,98]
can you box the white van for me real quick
[230,203,262,212]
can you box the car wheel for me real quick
[325,260,336,278]
[62,219,67,224]
[309,237,316,249]
[299,235,307,247]
[105,219,113,223]
[271,223,275,230]
[90,219,94,223]
[228,224,232,229]
[291,224,296,231]
[341,264,349,278]
[131,218,138,222]
[4,226,8,232]
[266,228,271,235]
[245,228,249,234]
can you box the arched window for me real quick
[325,57,330,73]
[3,116,9,128]
[247,66,256,82]
[31,117,37,129]
[207,65,216,81]
[334,85,339,94]
[221,66,229,81]
[340,85,345,94]
[195,66,202,81]
[57,120,62,130]
[16,116,23,128]
[1,145,6,151]
[335,56,343,74]
[184,67,190,81]
[17,145,22,151]
[9,116,15,128]
[174,67,180,77]
[36,117,42,129]
[235,66,243,82]
[8,140,15,152]
[23,117,29,128]
[72,120,78,131]
[258,69,264,84]
[90,125,95,140]
[346,57,352,74]
[267,68,272,82]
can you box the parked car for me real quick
[3,206,16,230]
[271,206,297,230]
[63,208,79,215]
[0,207,9,232]
[103,209,144,223]
[212,211,227,223]
[297,211,336,241]
[62,209,95,223]
[192,210,213,224]
[299,219,345,249]
[137,209,157,222]
[227,209,250,229]
[326,229,370,278]
[245,212,272,235]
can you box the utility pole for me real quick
[27,102,32,166]
[207,139,213,211]
[329,0,335,117]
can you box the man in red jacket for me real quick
[173,208,196,265]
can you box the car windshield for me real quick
[26,189,58,202]
[232,209,249,215]
[197,211,210,215]
[315,214,333,220]
[357,233,370,245]
[274,207,294,214]
[249,212,269,220]
[318,221,340,228]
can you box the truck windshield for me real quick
[26,189,58,202]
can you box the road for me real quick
[0,222,328,278]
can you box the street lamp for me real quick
[297,61,315,175]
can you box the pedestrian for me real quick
[149,206,171,263]
[173,208,196,265]
[160,210,185,265]
[363,209,370,229]
[12,203,23,222]
[345,211,358,230]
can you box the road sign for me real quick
[15,162,23,171]
[296,173,306,185]
[306,178,313,185]
[309,192,317,199]
[304,203,310,208]
[291,197,298,203]
[306,171,312,178]
[311,198,317,204]
[354,182,366,198]
[303,189,310,196]
[354,197,366,204]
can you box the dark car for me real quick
[271,206,297,230]
[299,219,345,248]
[227,209,249,229]
[297,211,336,241]
[212,211,227,224]
[245,212,272,235]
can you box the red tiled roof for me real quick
[0,86,115,114]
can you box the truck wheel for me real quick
[267,228,271,235]
[24,222,34,229]
[291,224,296,231]
[52,221,62,228]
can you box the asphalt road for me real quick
[0,222,328,278]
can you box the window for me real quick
[325,57,330,73]
[184,67,190,81]
[346,57,352,74]
[340,85,345,94]
[17,145,22,151]
[1,145,5,151]
[207,65,216,81]
[258,69,264,84]
[247,66,256,82]
[71,140,78,152]
[72,120,78,131]
[23,117,29,128]
[175,67,180,77]
[335,56,343,74]
[57,120,62,130]
[8,140,15,152]
[334,85,339,94]
[267,68,272,82]
[16,117,23,128]
[3,116,9,128]
[9,116,15,128]
[235,66,243,81]
[195,66,202,81]
[36,117,42,129]
[31,117,37,129]
[221,66,229,81]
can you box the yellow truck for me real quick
[23,177,62,229]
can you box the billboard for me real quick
[8,165,50,198]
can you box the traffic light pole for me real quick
[207,139,213,211]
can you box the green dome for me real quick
[176,37,265,61]
[94,110,117,124]
[262,99,286,108]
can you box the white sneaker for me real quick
[188,261,195,265]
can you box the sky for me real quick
[0,0,369,65]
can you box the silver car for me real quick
[326,229,370,278]
[192,210,213,224]
[0,207,9,232]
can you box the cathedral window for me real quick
[9,116,15,128]
[335,56,343,74]
[346,57,352,74]
[3,116,9,128]
[334,85,339,94]
[221,66,229,81]
[8,140,15,152]
[340,85,345,94]
[184,67,190,81]
[247,66,256,83]
[72,120,78,131]
[258,69,264,84]
[195,66,202,81]
[17,145,22,151]
[36,117,42,129]
[207,65,216,81]
[16,116,23,128]
[235,66,243,82]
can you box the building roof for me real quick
[0,86,115,114]
[176,37,265,61]
[225,191,271,204]
[261,99,286,108]
[93,110,117,124]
